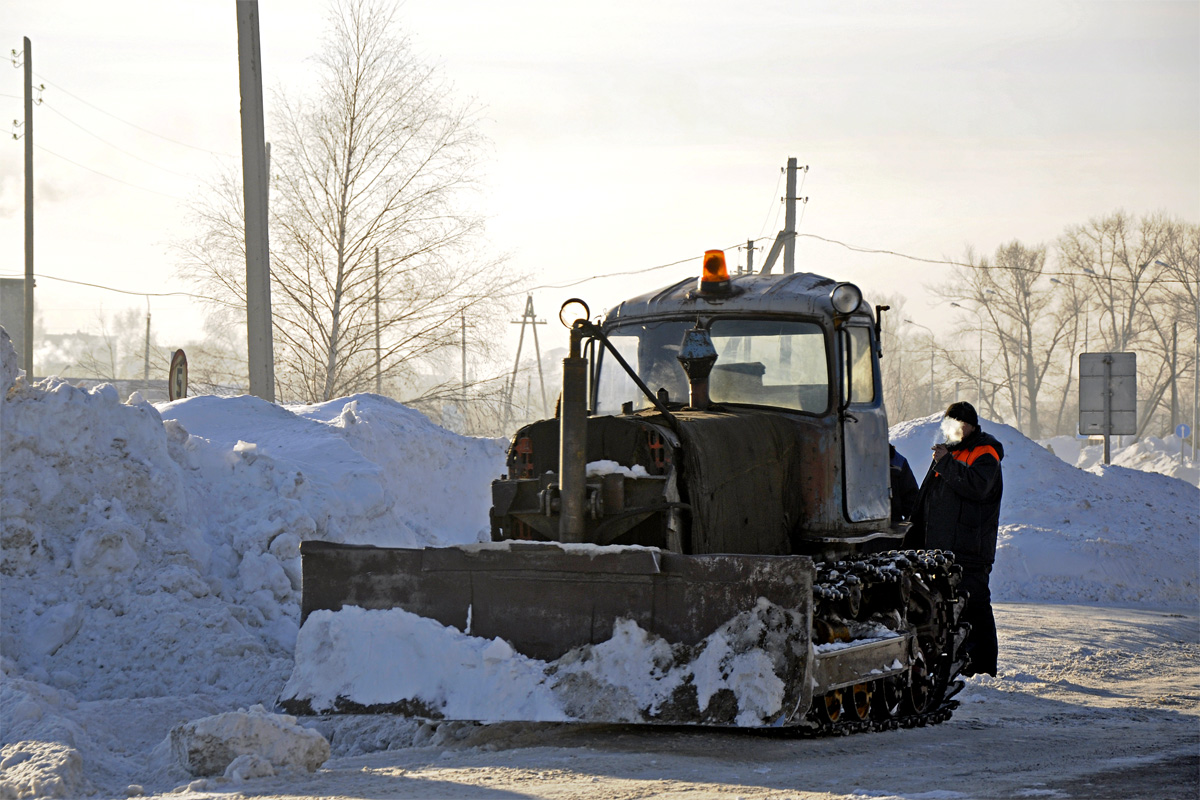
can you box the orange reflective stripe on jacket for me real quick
[934,443,1000,476]
[952,444,1000,466]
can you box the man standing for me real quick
[889,443,920,522]
[909,401,1004,677]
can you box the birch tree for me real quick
[181,0,512,404]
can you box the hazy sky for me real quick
[2,0,1197,365]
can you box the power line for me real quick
[518,231,1191,297]
[33,72,232,157]
[0,271,234,306]
[40,101,195,178]
[757,168,785,239]
[509,252,711,295]
[796,233,1193,285]
[34,144,185,200]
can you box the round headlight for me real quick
[559,298,590,328]
[830,283,863,315]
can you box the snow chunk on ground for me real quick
[165,705,329,777]
[0,740,86,799]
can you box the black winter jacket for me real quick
[907,428,1004,567]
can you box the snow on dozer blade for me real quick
[281,541,818,727]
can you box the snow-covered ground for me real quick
[1,329,1197,799]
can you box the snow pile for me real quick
[891,415,1199,607]
[282,597,806,728]
[163,705,329,778]
[0,324,505,797]
[1043,433,1199,487]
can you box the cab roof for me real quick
[601,272,872,328]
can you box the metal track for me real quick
[792,549,968,737]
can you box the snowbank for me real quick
[891,415,1199,607]
[0,325,505,796]
[281,598,804,727]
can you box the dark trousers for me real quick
[958,564,998,676]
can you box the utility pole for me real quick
[504,297,548,427]
[21,37,34,377]
[1156,259,1197,460]
[782,157,797,274]
[759,158,807,275]
[461,309,467,402]
[143,303,151,389]
[745,239,755,275]
[1171,321,1178,435]
[1016,326,1023,433]
[237,0,275,401]
[374,247,381,394]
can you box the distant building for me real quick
[0,278,25,370]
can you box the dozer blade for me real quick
[282,541,817,727]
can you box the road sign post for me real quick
[169,349,189,402]
[1079,353,1137,465]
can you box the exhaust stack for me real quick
[558,313,590,543]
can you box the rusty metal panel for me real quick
[812,634,912,693]
[299,542,814,663]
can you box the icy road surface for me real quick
[141,602,1198,800]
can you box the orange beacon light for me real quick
[700,249,730,294]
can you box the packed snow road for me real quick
[145,602,1198,800]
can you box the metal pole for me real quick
[977,324,983,408]
[930,348,935,415]
[237,0,275,401]
[1103,354,1112,465]
[143,306,151,386]
[1171,321,1178,435]
[374,248,381,394]
[1016,327,1023,433]
[559,327,588,543]
[528,299,548,417]
[783,158,797,275]
[23,37,34,378]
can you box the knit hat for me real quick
[945,401,978,428]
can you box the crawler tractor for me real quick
[285,246,969,732]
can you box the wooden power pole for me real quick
[237,0,275,401]
[22,36,34,377]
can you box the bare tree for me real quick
[1154,222,1200,444]
[70,309,171,385]
[875,295,931,423]
[937,242,1074,439]
[1057,212,1187,436]
[180,0,515,405]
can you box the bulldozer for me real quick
[281,242,970,732]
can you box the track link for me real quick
[797,549,968,737]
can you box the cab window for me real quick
[594,319,829,414]
[841,326,876,404]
